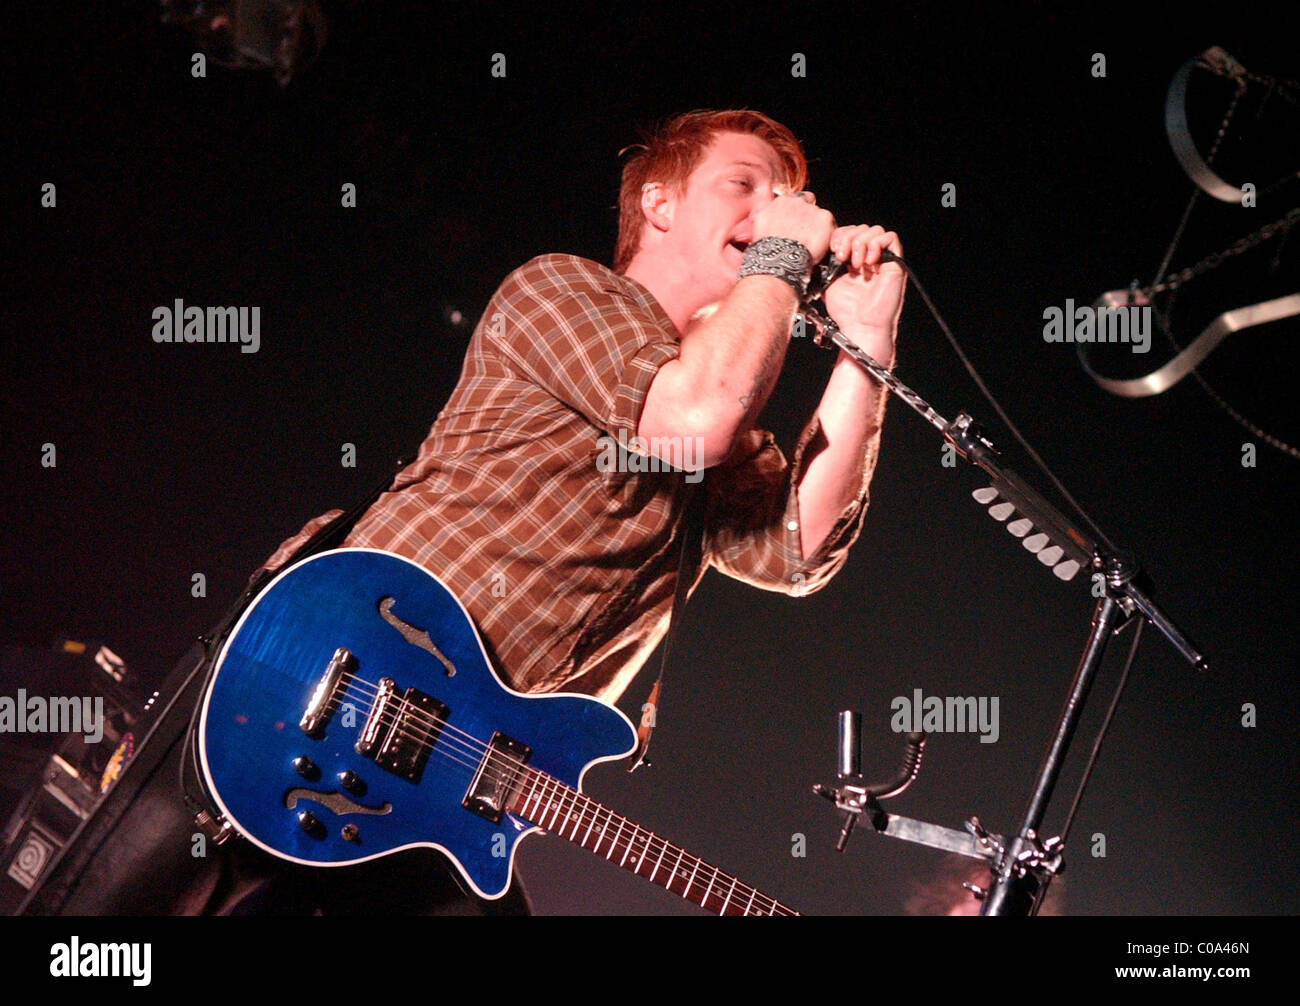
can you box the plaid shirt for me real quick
[259,255,875,702]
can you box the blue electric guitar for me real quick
[198,548,797,916]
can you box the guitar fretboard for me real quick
[509,767,798,916]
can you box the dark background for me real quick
[5,1,1297,915]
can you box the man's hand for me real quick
[752,189,836,262]
[823,224,904,367]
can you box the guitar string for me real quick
[291,670,789,914]
[333,701,790,916]
[503,760,790,916]
[327,677,790,916]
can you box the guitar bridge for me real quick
[463,732,531,824]
[300,647,355,738]
[355,677,447,783]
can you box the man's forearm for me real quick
[639,274,800,466]
[795,341,892,558]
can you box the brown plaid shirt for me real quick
[259,255,876,702]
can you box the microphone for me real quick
[798,249,906,344]
[806,249,902,302]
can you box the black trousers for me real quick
[22,642,530,916]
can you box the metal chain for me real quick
[1136,56,1300,459]
[1156,293,1300,460]
[1203,74,1245,164]
[1146,206,1300,295]
[1142,56,1300,299]
[1197,52,1300,105]
[1147,70,1241,290]
[1238,71,1300,106]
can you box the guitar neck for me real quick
[508,766,798,916]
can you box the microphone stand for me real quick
[802,259,1206,916]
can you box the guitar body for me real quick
[199,548,636,900]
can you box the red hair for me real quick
[613,109,808,274]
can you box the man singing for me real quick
[261,108,903,704]
[50,109,905,916]
[214,108,906,913]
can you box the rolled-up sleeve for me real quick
[485,255,681,440]
[702,415,872,595]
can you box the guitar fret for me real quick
[649,839,669,884]
[604,807,620,856]
[568,789,584,835]
[521,770,542,820]
[719,875,737,916]
[550,775,566,830]
[700,864,716,909]
[537,773,554,823]
[551,782,568,832]
[635,833,654,873]
[565,791,585,839]
[580,798,599,847]
[558,782,575,832]
[605,815,625,861]
[671,848,689,899]
[545,778,564,831]
[629,832,650,873]
[673,847,689,897]
[618,824,637,868]
[711,869,728,912]
[530,772,550,824]
[742,885,757,917]
[707,868,723,912]
[553,779,569,830]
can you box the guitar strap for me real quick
[628,480,704,773]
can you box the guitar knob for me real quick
[293,756,320,781]
[341,824,360,843]
[297,811,326,839]
[337,770,365,795]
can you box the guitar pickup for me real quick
[463,732,531,824]
[300,648,355,738]
[355,677,446,783]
